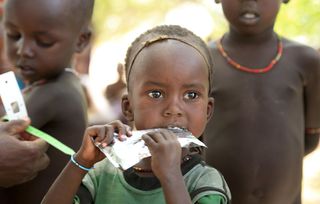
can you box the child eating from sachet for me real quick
[42,25,231,204]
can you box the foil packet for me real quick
[94,127,206,170]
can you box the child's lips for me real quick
[239,11,260,25]
[242,12,257,19]
[166,124,186,130]
[17,65,35,76]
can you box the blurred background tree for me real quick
[92,0,183,43]
[276,0,320,47]
[92,0,320,47]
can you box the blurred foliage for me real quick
[276,0,320,47]
[92,0,183,42]
[92,0,320,48]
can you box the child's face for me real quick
[220,0,282,34]
[123,40,213,137]
[3,0,83,83]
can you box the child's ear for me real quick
[121,94,134,122]
[75,27,92,53]
[207,97,214,121]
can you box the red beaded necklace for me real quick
[217,35,283,74]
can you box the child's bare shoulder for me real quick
[25,71,86,126]
[283,38,320,65]
[28,72,82,102]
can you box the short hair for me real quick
[124,25,213,95]
[80,0,94,25]
[73,0,95,31]
[4,0,95,32]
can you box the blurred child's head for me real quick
[216,0,289,35]
[122,25,214,137]
[3,0,94,83]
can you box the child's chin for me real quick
[132,157,152,171]
[136,156,151,166]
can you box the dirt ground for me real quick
[302,143,320,204]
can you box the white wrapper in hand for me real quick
[94,127,206,170]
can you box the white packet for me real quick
[0,71,28,120]
[94,127,206,170]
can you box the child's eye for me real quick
[148,90,163,99]
[6,32,21,41]
[184,92,199,100]
[36,40,54,48]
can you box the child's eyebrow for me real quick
[36,31,49,35]
[142,81,166,87]
[182,83,206,91]
[143,81,207,91]
[35,31,57,38]
[34,31,52,36]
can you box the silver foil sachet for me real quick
[94,127,206,170]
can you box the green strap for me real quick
[25,125,75,155]
[2,115,75,156]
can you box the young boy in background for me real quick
[0,0,94,203]
[204,0,320,204]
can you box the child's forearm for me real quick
[41,160,89,204]
[160,172,192,204]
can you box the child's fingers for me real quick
[108,120,132,141]
[85,120,131,149]
[141,133,157,149]
[124,124,132,136]
[83,125,105,147]
[157,129,175,140]
[144,129,175,143]
[102,126,115,147]
[90,125,114,148]
[142,130,170,148]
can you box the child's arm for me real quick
[142,129,192,204]
[304,47,320,156]
[42,121,131,204]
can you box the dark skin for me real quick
[0,119,49,188]
[205,0,320,204]
[42,40,214,204]
[0,0,90,203]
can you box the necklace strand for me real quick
[217,35,283,74]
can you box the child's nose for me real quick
[16,38,35,58]
[163,97,183,117]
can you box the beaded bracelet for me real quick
[70,154,94,171]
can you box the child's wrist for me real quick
[72,153,95,171]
